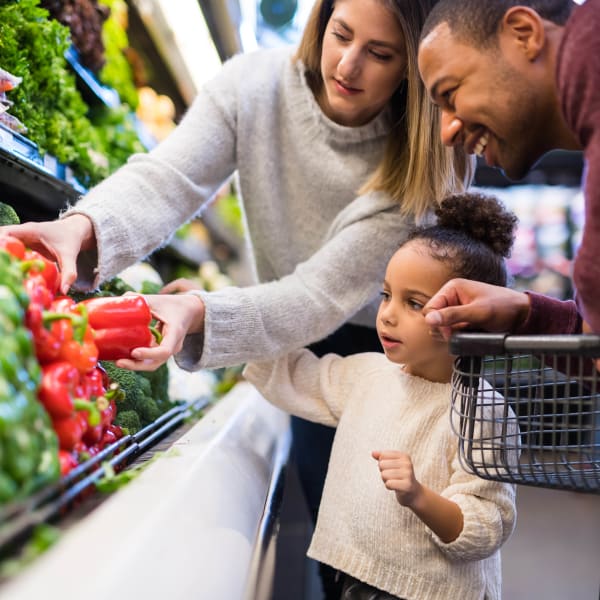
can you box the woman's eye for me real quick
[441,89,455,107]
[379,291,390,301]
[369,49,392,61]
[332,31,348,42]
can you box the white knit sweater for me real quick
[244,351,517,600]
[64,47,417,369]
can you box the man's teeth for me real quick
[474,132,489,157]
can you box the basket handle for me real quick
[450,333,600,356]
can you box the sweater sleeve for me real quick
[176,199,410,369]
[243,349,354,426]
[558,0,600,332]
[61,55,245,289]
[429,386,517,562]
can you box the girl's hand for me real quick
[114,293,205,371]
[1,214,96,294]
[160,278,202,294]
[373,449,464,542]
[372,449,423,507]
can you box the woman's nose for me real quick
[440,110,464,147]
[338,47,361,80]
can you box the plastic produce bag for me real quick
[0,67,27,133]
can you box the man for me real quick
[416,0,599,337]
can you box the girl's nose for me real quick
[440,110,464,147]
[381,309,396,327]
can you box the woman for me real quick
[2,0,471,596]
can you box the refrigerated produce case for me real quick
[0,3,292,596]
[0,383,291,600]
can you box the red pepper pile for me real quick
[1,235,157,476]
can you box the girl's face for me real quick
[376,241,455,382]
[318,0,407,127]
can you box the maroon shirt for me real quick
[556,0,600,331]
[522,0,598,334]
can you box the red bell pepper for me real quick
[82,295,161,360]
[38,297,99,374]
[58,450,79,477]
[27,297,82,365]
[38,361,81,419]
[53,414,84,451]
[23,249,60,295]
[0,235,26,260]
[58,323,98,374]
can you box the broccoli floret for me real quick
[0,202,20,225]
[69,276,135,303]
[101,361,168,428]
[113,409,142,434]
[139,363,170,410]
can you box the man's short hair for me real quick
[420,0,574,48]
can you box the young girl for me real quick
[244,191,518,600]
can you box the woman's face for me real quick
[318,0,407,127]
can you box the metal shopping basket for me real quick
[450,333,600,493]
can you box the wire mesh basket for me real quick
[450,333,600,493]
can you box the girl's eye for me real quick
[379,291,390,301]
[408,299,424,311]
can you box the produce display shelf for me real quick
[0,383,291,600]
[64,45,121,109]
[0,123,85,194]
[0,394,211,567]
[0,123,86,220]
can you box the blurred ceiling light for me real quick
[130,0,222,104]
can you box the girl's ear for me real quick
[500,6,547,62]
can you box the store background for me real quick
[0,1,598,599]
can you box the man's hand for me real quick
[423,278,531,340]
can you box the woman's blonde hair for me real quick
[294,0,474,219]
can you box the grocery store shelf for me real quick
[0,383,290,600]
[65,46,121,109]
[0,123,86,221]
[474,150,584,188]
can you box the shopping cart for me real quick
[450,333,600,493]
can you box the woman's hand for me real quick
[423,278,531,340]
[160,278,202,294]
[114,293,205,371]
[0,214,95,294]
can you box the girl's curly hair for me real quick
[406,192,518,286]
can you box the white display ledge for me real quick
[0,383,290,600]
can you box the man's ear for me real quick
[501,6,546,61]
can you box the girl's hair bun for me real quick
[434,192,518,258]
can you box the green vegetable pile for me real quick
[0,0,146,187]
[101,360,171,434]
[0,0,108,186]
[0,202,19,227]
[0,250,60,503]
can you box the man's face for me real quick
[418,22,552,180]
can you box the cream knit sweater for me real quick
[63,47,416,369]
[244,351,517,600]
